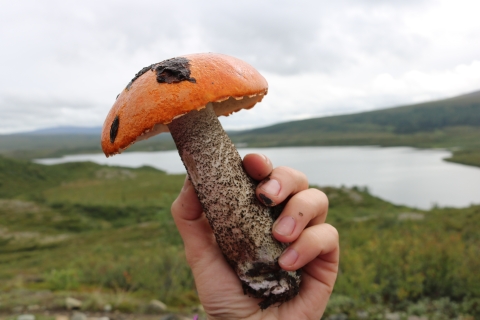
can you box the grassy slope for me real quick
[240,90,480,136]
[1,156,479,317]
[0,156,191,310]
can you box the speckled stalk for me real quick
[168,103,301,309]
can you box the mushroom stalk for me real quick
[168,103,300,309]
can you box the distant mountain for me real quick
[1,90,479,167]
[242,90,480,135]
[230,89,480,150]
[11,89,480,138]
[19,126,102,135]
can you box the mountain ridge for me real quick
[237,89,480,136]
[0,89,479,167]
[14,126,102,135]
[4,89,480,137]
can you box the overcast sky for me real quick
[1,0,479,134]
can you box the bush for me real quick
[76,246,195,306]
[45,268,80,290]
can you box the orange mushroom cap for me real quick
[101,53,268,156]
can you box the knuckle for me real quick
[317,189,330,207]
[170,197,180,213]
[274,166,309,189]
[309,187,328,200]
[295,191,318,210]
[170,198,187,221]
[323,223,339,242]
[310,226,325,244]
[296,188,328,210]
[309,187,327,200]
[274,166,295,177]
[308,188,329,214]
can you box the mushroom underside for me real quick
[131,95,264,145]
[167,103,301,309]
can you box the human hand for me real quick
[171,154,339,320]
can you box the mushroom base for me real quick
[168,103,301,309]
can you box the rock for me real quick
[398,212,425,221]
[148,299,167,312]
[55,316,69,320]
[356,310,369,319]
[348,191,363,203]
[17,315,35,320]
[66,297,82,310]
[27,305,40,311]
[70,312,87,320]
[12,306,23,313]
[352,216,375,222]
[385,312,401,320]
[192,305,204,313]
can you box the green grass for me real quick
[0,156,195,312]
[0,156,479,318]
[445,149,480,167]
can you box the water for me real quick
[35,146,480,209]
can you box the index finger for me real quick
[243,153,273,180]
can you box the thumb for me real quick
[171,176,223,267]
[172,175,204,221]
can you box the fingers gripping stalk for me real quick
[168,104,300,309]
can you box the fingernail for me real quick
[279,248,298,267]
[261,154,270,164]
[260,179,280,196]
[274,216,295,236]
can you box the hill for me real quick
[1,90,479,167]
[241,90,480,136]
[232,90,480,143]
[0,132,175,160]
[20,126,103,135]
[230,90,480,166]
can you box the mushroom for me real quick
[101,53,301,309]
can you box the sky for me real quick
[1,0,480,134]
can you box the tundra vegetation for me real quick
[0,156,479,319]
[0,90,479,318]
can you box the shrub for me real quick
[45,268,80,290]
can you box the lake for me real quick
[35,146,480,210]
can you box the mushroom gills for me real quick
[167,103,301,309]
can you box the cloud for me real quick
[368,60,480,106]
[1,0,480,133]
[220,59,480,130]
[0,92,104,133]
